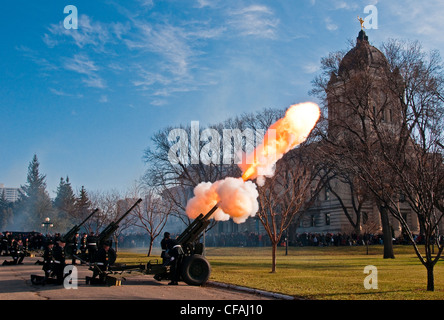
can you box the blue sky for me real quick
[1,0,443,197]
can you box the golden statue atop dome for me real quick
[357,16,365,30]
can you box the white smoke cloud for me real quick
[185,177,259,224]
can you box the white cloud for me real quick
[150,99,168,106]
[138,0,154,7]
[50,88,84,98]
[126,22,196,77]
[16,45,58,71]
[64,54,107,89]
[196,0,214,8]
[125,17,224,99]
[332,1,359,11]
[64,54,98,75]
[43,14,130,53]
[133,68,172,89]
[303,62,320,74]
[388,0,444,36]
[49,88,71,96]
[228,5,279,39]
[82,75,107,89]
[325,17,338,31]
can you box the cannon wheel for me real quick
[180,254,211,286]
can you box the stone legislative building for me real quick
[296,29,424,238]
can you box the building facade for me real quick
[0,183,20,203]
[296,30,422,238]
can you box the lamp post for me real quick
[41,217,54,235]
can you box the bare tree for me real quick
[312,36,444,290]
[326,172,371,235]
[89,190,136,252]
[143,122,237,234]
[131,186,173,256]
[374,39,444,291]
[257,146,328,273]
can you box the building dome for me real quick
[338,30,389,76]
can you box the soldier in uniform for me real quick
[6,232,13,253]
[87,240,116,285]
[42,240,55,281]
[69,233,80,265]
[166,238,184,285]
[154,232,171,281]
[52,238,67,285]
[31,240,56,285]
[2,238,25,265]
[80,233,88,257]
[23,236,29,254]
[160,232,171,265]
[87,232,98,262]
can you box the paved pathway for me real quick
[0,256,273,300]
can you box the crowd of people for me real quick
[1,230,116,286]
[115,230,439,248]
[0,231,48,254]
[2,230,440,256]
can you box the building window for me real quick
[310,215,316,227]
[325,186,330,201]
[362,211,368,225]
[325,213,331,226]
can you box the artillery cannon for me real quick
[149,202,219,286]
[62,208,99,257]
[105,202,220,286]
[96,198,142,248]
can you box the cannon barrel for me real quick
[108,201,218,286]
[176,202,220,246]
[62,208,99,243]
[97,198,142,246]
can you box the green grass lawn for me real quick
[116,245,444,300]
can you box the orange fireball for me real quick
[240,102,321,181]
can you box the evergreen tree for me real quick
[19,155,45,198]
[75,186,92,216]
[75,186,94,233]
[53,176,76,231]
[54,177,76,215]
[17,154,54,230]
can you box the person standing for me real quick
[80,233,88,253]
[160,232,171,265]
[42,240,55,282]
[87,232,98,263]
[70,233,80,265]
[52,239,66,285]
[166,238,184,285]
[154,232,171,282]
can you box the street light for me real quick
[41,217,54,235]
